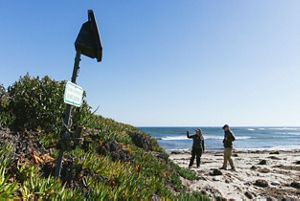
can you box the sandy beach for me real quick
[170,150,300,200]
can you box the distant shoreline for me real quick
[141,127,300,154]
[169,149,300,155]
[138,126,300,128]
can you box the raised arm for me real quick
[202,139,205,151]
[187,131,193,138]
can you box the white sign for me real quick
[63,81,84,107]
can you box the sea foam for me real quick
[161,135,251,141]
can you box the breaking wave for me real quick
[160,135,251,141]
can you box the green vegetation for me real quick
[0,74,209,200]
[0,84,14,128]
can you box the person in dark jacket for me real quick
[220,124,236,170]
[187,128,205,168]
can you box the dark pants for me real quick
[189,148,202,167]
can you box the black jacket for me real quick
[223,130,235,148]
[187,132,205,151]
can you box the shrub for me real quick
[0,84,14,128]
[170,161,199,181]
[8,74,90,132]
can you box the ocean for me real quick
[139,127,300,153]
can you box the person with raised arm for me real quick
[187,128,205,168]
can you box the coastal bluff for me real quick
[0,75,209,200]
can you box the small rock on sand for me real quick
[209,169,223,176]
[258,159,267,165]
[244,191,253,199]
[258,167,271,173]
[290,181,300,189]
[200,190,207,195]
[271,181,280,186]
[250,165,257,170]
[170,151,182,154]
[281,197,294,201]
[294,160,300,165]
[244,181,251,186]
[268,156,280,160]
[269,151,280,155]
[215,196,227,201]
[254,179,269,187]
[213,176,222,181]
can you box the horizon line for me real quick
[136,125,300,128]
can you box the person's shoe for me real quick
[219,167,227,170]
[230,168,236,171]
[196,166,200,168]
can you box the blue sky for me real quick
[0,1,300,126]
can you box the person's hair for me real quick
[222,124,229,129]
